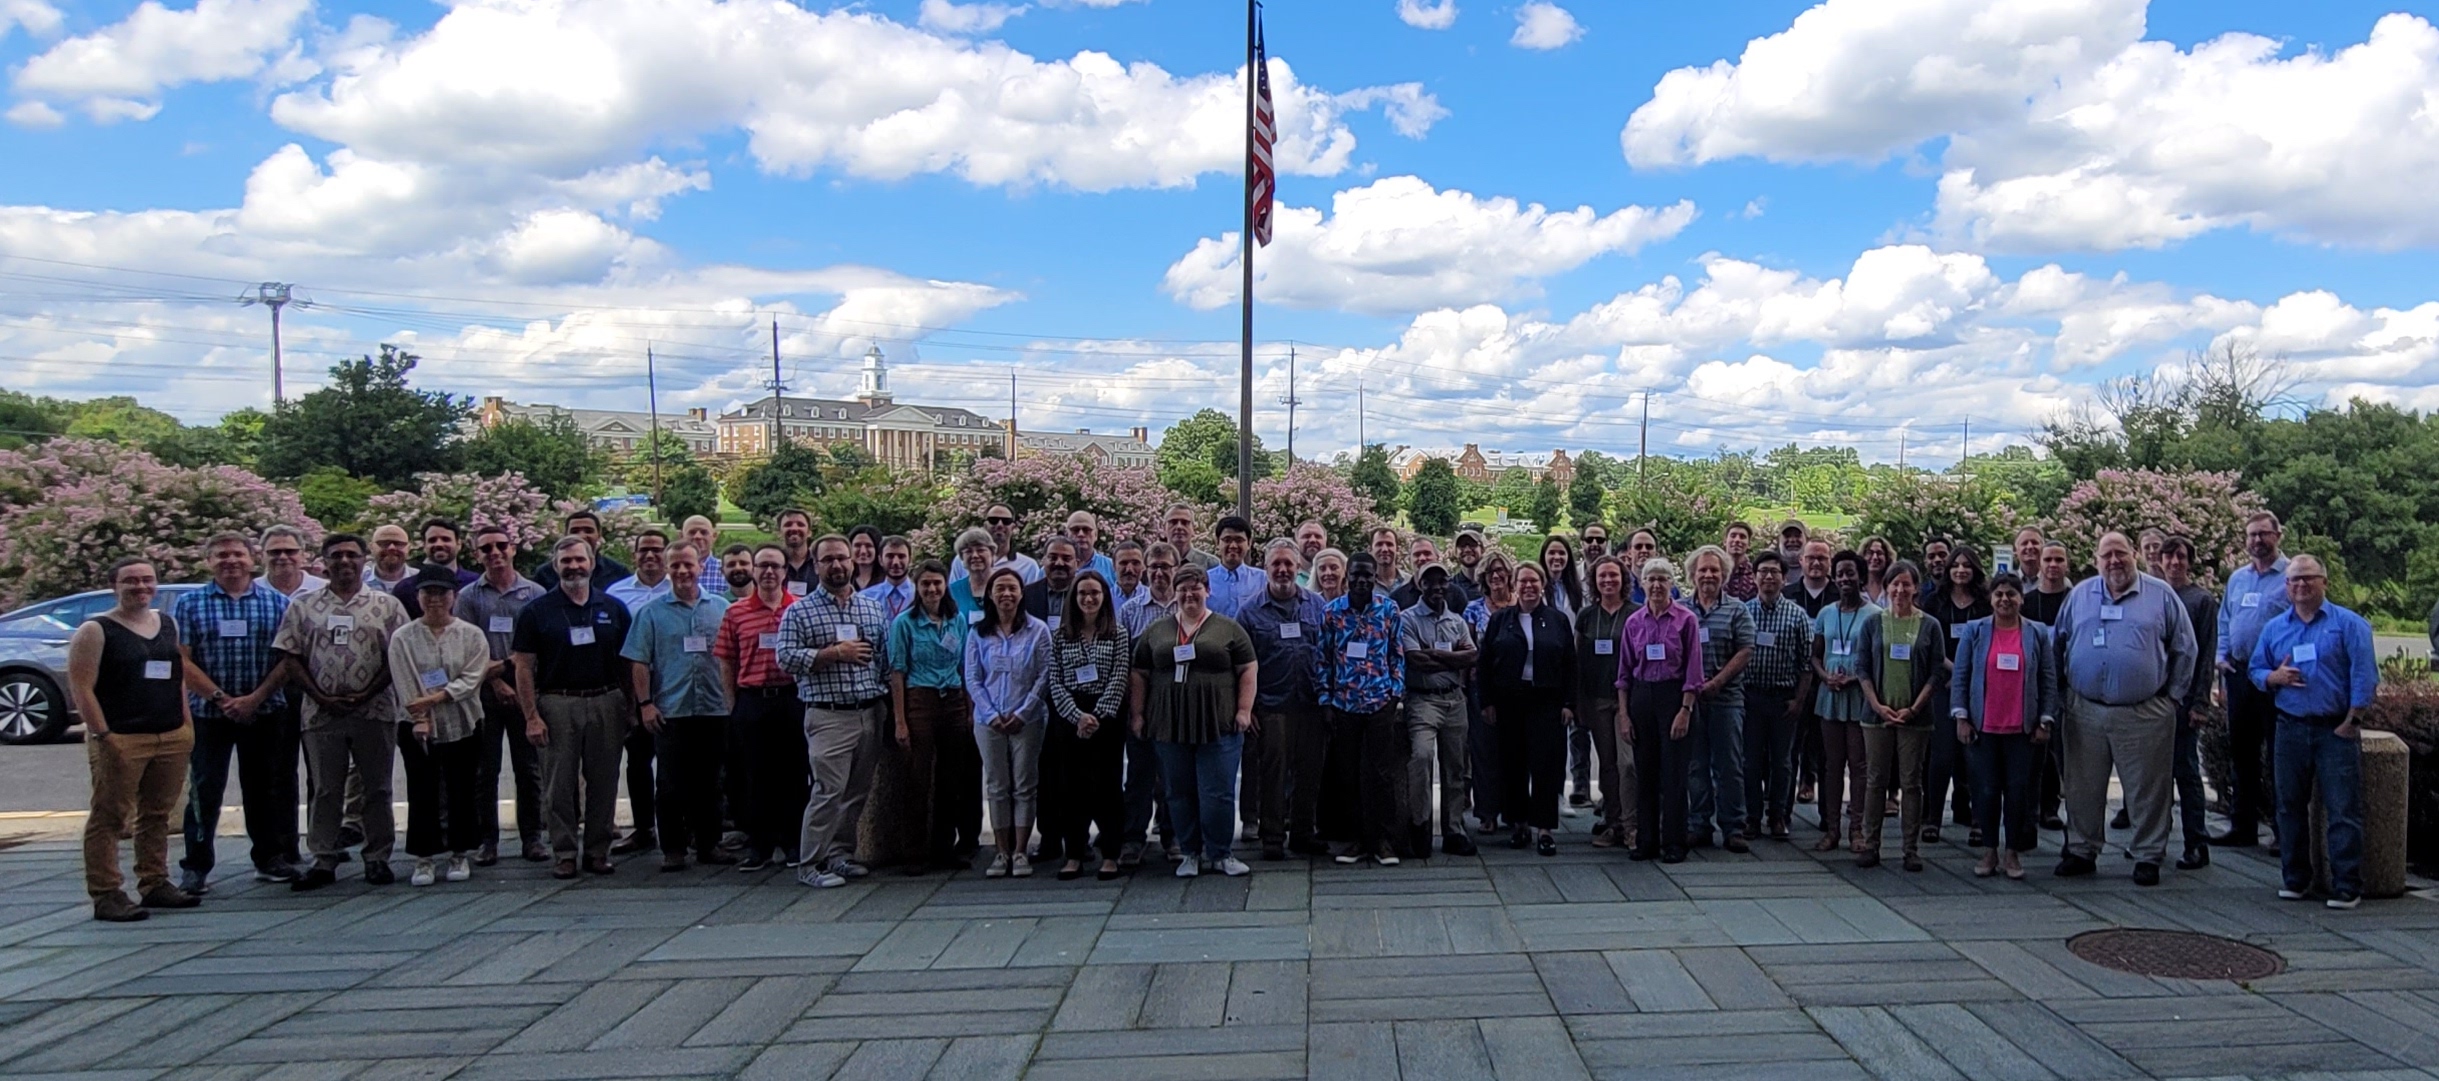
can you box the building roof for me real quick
[486,399,713,436]
[721,394,995,431]
[1018,430,1153,456]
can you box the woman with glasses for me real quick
[1464,550,1518,834]
[1481,562,1576,856]
[1128,565,1259,878]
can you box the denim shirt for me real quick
[887,607,966,691]
[1950,617,2060,731]
[2249,602,2378,721]
[964,615,1051,728]
[1239,585,1326,710]
[619,592,731,718]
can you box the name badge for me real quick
[1698,628,1711,644]
[1950,624,1965,638]
[329,614,355,631]
[786,581,808,596]
[1594,639,1615,655]
[967,611,985,625]
[418,668,448,691]
[758,632,780,651]
[2099,604,2125,621]
[683,635,710,653]
[1278,621,1301,639]
[1890,643,1913,661]
[1173,644,1196,664]
[2291,643,2318,664]
[2092,631,2107,648]
[1434,640,1452,652]
[143,660,174,680]
[1645,643,1667,661]
[1754,631,1777,648]
[2242,592,2261,608]
[834,624,858,642]
[218,619,248,639]
[1996,653,2021,672]
[1831,641,1852,656]
[488,616,515,634]
[938,630,957,650]
[569,626,596,646]
[1347,641,1369,659]
[1048,617,1061,633]
[1075,664,1099,685]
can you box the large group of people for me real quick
[67,500,2385,922]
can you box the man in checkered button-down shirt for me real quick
[1741,550,1816,841]
[773,535,890,888]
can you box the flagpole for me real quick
[1235,0,1257,524]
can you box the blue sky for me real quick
[4,0,2437,466]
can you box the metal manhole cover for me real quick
[2067,929,2284,981]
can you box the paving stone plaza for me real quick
[4,811,2438,1081]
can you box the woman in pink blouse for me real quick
[1948,573,2060,880]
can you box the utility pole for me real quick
[1637,390,1650,488]
[1356,380,1365,455]
[1899,429,1909,470]
[1279,345,1300,461]
[242,282,293,403]
[1960,417,1970,474]
[1007,369,1018,459]
[764,317,786,454]
[646,345,664,507]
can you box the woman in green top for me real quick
[1856,561,1949,871]
[1127,565,1258,879]
[882,560,975,872]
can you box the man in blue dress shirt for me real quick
[2053,532,2196,886]
[2215,510,2291,849]
[2247,555,2379,909]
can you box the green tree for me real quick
[296,466,385,531]
[63,396,182,445]
[1163,458,1226,505]
[256,346,469,487]
[659,461,721,527]
[731,440,827,526]
[460,415,603,500]
[1488,467,1537,516]
[1407,457,1462,537]
[1530,474,1563,535]
[0,389,71,449]
[1567,469,1605,528]
[1612,469,1737,555]
[617,429,695,488]
[828,442,875,472]
[1951,445,2071,520]
[1349,443,1399,517]
[1154,408,1270,492]
[814,467,935,537]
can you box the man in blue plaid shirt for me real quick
[171,532,295,892]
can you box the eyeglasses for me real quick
[265,548,302,558]
[477,542,513,553]
[986,516,1015,525]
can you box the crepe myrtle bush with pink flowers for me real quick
[917,455,1196,560]
[1851,471,2025,563]
[0,438,321,608]
[1251,462,1388,549]
[363,472,647,567]
[2048,468,2264,577]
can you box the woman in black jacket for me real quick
[1481,562,1577,856]
[1920,546,1991,845]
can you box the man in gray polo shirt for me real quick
[2054,532,2197,886]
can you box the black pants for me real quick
[655,715,726,857]
[1044,717,1127,861]
[2223,673,2277,838]
[181,709,300,875]
[1321,706,1404,854]
[2173,710,2207,850]
[476,689,544,846]
[1493,688,1567,832]
[1967,729,2039,853]
[1467,681,1504,826]
[622,721,656,838]
[1284,706,1329,849]
[1924,696,1973,828]
[401,729,484,858]
[1628,680,1694,858]
[733,689,808,860]
[1742,685,1801,832]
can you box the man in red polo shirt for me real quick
[715,544,803,870]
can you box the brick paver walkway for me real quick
[3,813,2436,1080]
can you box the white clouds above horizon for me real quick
[1510,3,1582,51]
[1396,0,1457,31]
[1623,0,2439,252]
[1161,176,1694,315]
[13,0,314,123]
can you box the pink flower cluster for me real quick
[916,456,1196,557]
[2049,468,2264,574]
[1249,463,1388,548]
[0,439,321,609]
[362,472,649,562]
[1853,473,2024,560]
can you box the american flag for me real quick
[1247,6,1275,247]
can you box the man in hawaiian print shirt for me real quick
[1318,554,1408,866]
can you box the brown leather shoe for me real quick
[585,857,616,876]
[551,859,579,880]
[93,893,149,922]
[140,884,200,909]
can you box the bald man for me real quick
[2052,532,2197,886]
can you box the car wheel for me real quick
[0,671,68,745]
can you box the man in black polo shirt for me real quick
[512,535,634,879]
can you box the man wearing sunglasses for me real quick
[455,527,550,865]
[950,504,1046,586]
[255,525,327,599]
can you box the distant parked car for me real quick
[0,584,200,745]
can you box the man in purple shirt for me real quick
[1616,558,1706,863]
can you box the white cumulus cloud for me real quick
[1162,176,1694,314]
[918,0,1026,35]
[1510,2,1582,50]
[1397,0,1457,31]
[1,0,62,39]
[12,0,316,123]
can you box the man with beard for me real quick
[278,534,412,890]
[512,536,635,879]
[171,533,296,890]
[1451,530,1487,596]
[391,519,479,609]
[1023,538,1080,629]
[531,511,630,592]
[1238,540,1323,860]
[776,509,818,597]
[2216,511,2291,851]
[715,545,804,870]
[860,535,916,623]
[364,524,415,593]
[774,536,890,888]
[455,527,549,864]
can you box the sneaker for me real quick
[2327,894,2361,910]
[1010,854,1034,878]
[177,868,210,896]
[736,852,773,872]
[1375,854,1400,867]
[2277,888,2309,901]
[447,856,472,882]
[834,859,871,880]
[139,884,200,909]
[984,854,1011,878]
[1333,853,1360,865]
[292,865,337,891]
[410,860,437,887]
[1175,857,1201,878]
[253,861,300,884]
[1216,857,1251,877]
[800,868,848,888]
[93,893,148,922]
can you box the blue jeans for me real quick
[1158,734,1244,863]
[2275,718,2363,897]
[1686,694,1745,839]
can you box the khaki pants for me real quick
[86,727,192,901]
[799,702,882,871]
[541,692,631,861]
[1860,725,1929,856]
[305,715,396,864]
[2063,695,2176,864]
[1406,690,1470,837]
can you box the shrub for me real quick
[2049,468,2264,575]
[919,456,1189,560]
[1250,462,1387,547]
[0,438,320,607]
[1852,471,2023,561]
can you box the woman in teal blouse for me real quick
[884,560,979,872]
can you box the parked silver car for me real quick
[0,585,200,744]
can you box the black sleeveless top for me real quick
[93,614,184,735]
